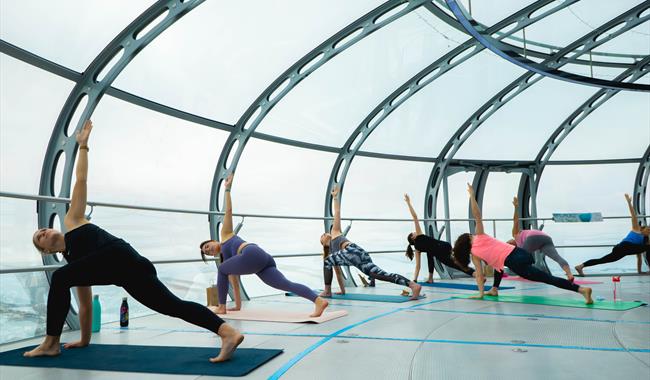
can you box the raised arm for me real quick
[64,120,93,229]
[404,194,423,236]
[512,196,521,238]
[624,193,640,231]
[331,186,342,235]
[220,174,235,238]
[64,286,92,348]
[467,183,484,235]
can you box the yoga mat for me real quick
[0,344,282,377]
[504,276,602,285]
[418,282,515,291]
[286,292,425,303]
[453,294,646,311]
[215,308,348,323]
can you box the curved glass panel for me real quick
[481,172,522,241]
[233,138,336,215]
[0,54,75,193]
[537,164,641,274]
[90,96,229,209]
[455,77,597,160]
[362,51,525,157]
[343,156,433,218]
[469,0,538,26]
[0,1,152,70]
[113,0,383,123]
[256,8,468,147]
[551,91,650,160]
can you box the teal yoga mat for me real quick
[0,344,282,377]
[286,292,425,303]
[454,294,646,310]
[419,282,515,291]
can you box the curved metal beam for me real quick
[424,5,650,240]
[445,0,650,92]
[322,0,573,281]
[206,0,430,290]
[634,146,650,266]
[535,55,650,173]
[426,0,645,68]
[38,0,205,330]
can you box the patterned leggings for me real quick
[324,243,411,287]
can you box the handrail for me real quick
[1,191,646,223]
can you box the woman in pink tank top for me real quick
[452,184,592,304]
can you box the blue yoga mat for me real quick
[286,292,425,303]
[418,282,515,291]
[0,344,282,377]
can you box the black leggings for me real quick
[582,242,649,268]
[426,250,475,277]
[47,242,224,336]
[492,248,578,292]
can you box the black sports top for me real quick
[63,223,122,262]
[413,234,452,254]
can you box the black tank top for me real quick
[63,223,122,263]
[413,235,452,254]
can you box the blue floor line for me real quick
[101,327,650,354]
[411,307,650,325]
[266,297,455,380]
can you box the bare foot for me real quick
[574,264,585,277]
[319,290,332,297]
[310,297,329,318]
[209,305,227,315]
[24,342,60,358]
[486,288,498,296]
[579,286,593,304]
[409,282,422,300]
[210,324,244,363]
[425,278,434,284]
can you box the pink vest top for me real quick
[515,229,548,247]
[471,234,515,271]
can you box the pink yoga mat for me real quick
[211,308,348,323]
[503,276,602,285]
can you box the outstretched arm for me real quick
[334,266,346,294]
[64,120,93,229]
[413,250,421,282]
[625,193,640,231]
[331,186,342,235]
[221,174,235,238]
[471,255,484,298]
[228,275,242,311]
[404,194,423,236]
[512,196,521,238]
[467,183,485,235]
[64,286,92,348]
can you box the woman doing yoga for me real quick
[27,120,243,362]
[403,193,476,282]
[509,196,574,281]
[575,194,650,276]
[453,184,592,304]
[200,174,329,318]
[319,186,422,299]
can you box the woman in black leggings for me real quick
[26,120,243,362]
[575,194,650,276]
[403,194,476,282]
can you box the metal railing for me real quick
[1,190,646,275]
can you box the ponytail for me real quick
[405,245,414,261]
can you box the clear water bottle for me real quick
[120,297,129,327]
[91,294,101,332]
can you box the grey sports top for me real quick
[330,234,350,254]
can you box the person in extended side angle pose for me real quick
[28,120,243,363]
[574,193,650,276]
[403,193,477,282]
[319,186,422,300]
[453,183,592,304]
[200,173,329,318]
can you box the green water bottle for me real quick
[91,294,101,332]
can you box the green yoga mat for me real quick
[0,344,282,377]
[453,294,646,310]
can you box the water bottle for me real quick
[120,297,129,327]
[91,294,101,333]
[612,276,621,301]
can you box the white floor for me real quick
[1,276,649,379]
